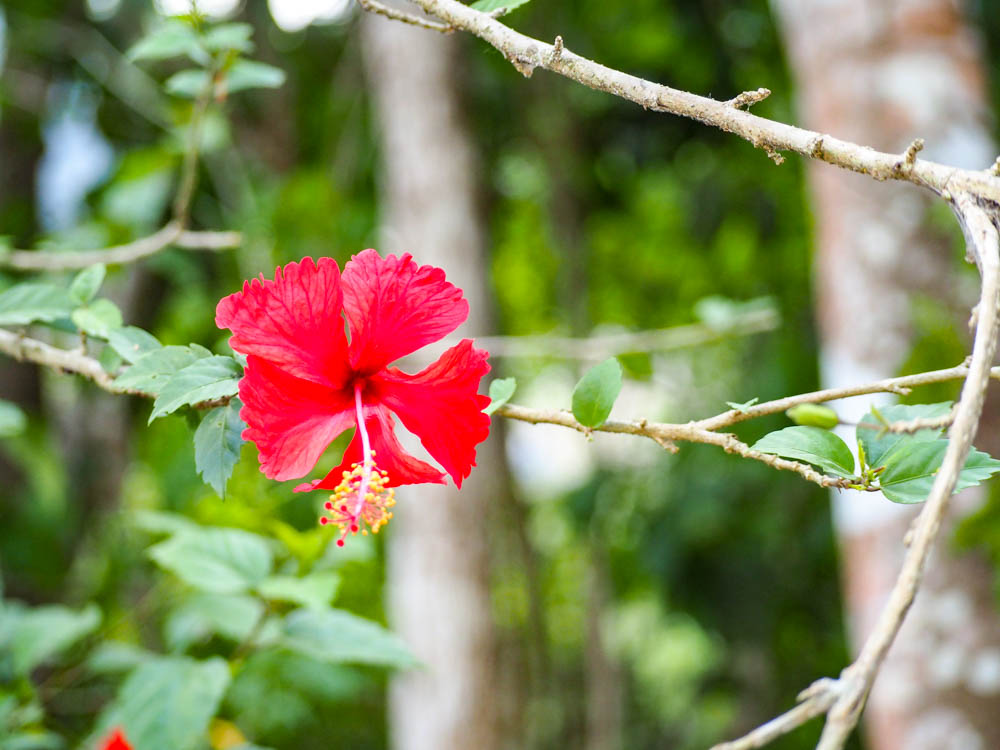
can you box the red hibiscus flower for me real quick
[99,727,132,750]
[216,250,491,545]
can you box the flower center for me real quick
[319,383,395,546]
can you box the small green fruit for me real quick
[786,403,839,429]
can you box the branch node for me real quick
[809,135,826,158]
[727,87,771,109]
[893,138,924,175]
[550,35,564,63]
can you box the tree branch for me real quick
[2,223,241,271]
[814,196,1000,749]
[391,0,1000,203]
[0,328,117,391]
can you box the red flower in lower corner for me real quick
[99,727,132,750]
[216,250,491,546]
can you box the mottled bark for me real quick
[361,13,502,750]
[771,1,1000,747]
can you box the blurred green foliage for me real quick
[11,0,995,748]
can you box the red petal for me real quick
[240,356,356,481]
[100,727,133,750]
[341,250,469,372]
[216,257,351,388]
[295,407,445,491]
[371,340,491,488]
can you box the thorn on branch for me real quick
[727,87,771,109]
[991,156,1000,176]
[767,150,785,166]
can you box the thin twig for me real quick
[2,224,241,271]
[450,307,779,359]
[357,0,452,32]
[693,364,992,431]
[709,687,838,750]
[393,0,1000,203]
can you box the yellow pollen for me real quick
[321,459,396,545]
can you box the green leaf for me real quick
[149,355,241,423]
[87,641,156,675]
[89,657,231,750]
[223,60,286,93]
[107,326,162,364]
[469,0,532,12]
[164,593,272,652]
[71,298,123,338]
[165,69,211,98]
[282,609,417,669]
[68,263,106,304]
[194,399,246,497]
[786,403,839,429]
[483,377,516,415]
[751,426,856,478]
[114,345,210,396]
[1,603,101,676]
[132,509,200,536]
[725,397,758,413]
[879,441,1000,504]
[0,283,75,326]
[148,528,273,594]
[0,400,27,438]
[127,21,209,64]
[572,358,623,427]
[225,651,365,739]
[857,402,952,470]
[201,23,254,53]
[257,571,341,611]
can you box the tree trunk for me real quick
[771,1,1000,747]
[361,13,502,750]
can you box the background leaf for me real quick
[89,657,231,750]
[164,593,272,652]
[166,69,211,98]
[572,358,623,427]
[224,60,286,93]
[282,608,417,668]
[148,528,273,594]
[751,426,856,478]
[0,400,27,438]
[257,572,341,611]
[127,21,208,64]
[0,603,100,676]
